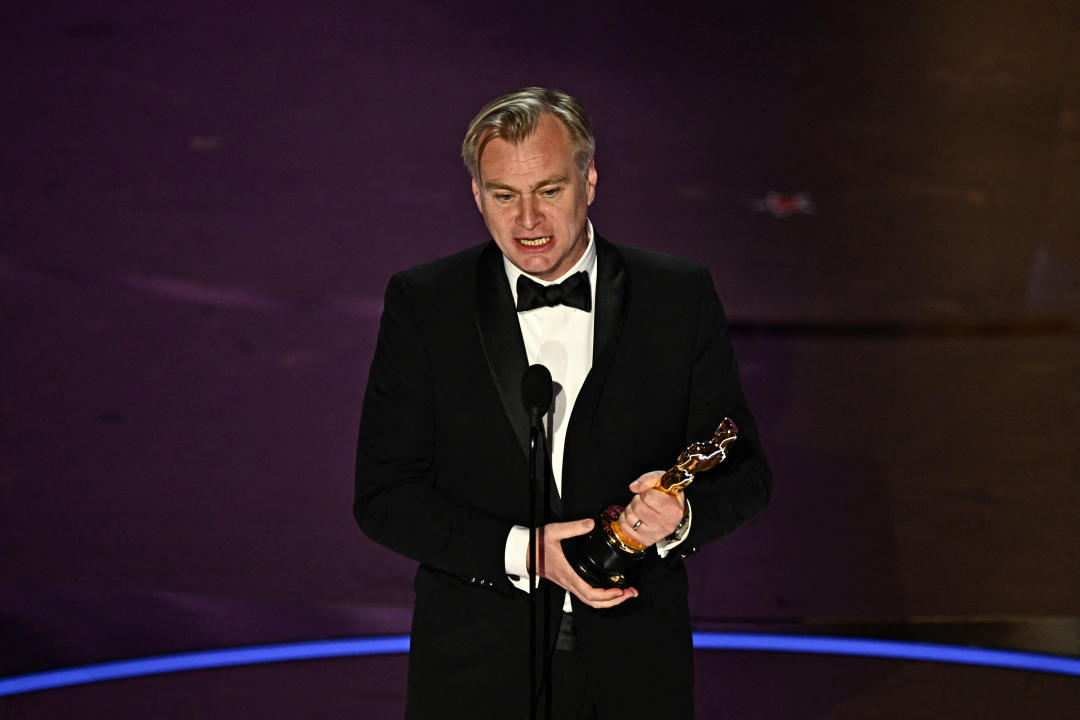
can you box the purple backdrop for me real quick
[2,0,1078,716]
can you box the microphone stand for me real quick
[528,406,540,720]
[522,364,553,720]
[539,411,552,720]
[527,407,554,720]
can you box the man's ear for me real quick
[471,178,483,213]
[585,159,597,206]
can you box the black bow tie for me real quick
[516,271,592,312]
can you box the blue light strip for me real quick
[691,632,1080,676]
[2,632,1078,698]
[0,636,410,698]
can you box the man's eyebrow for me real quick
[483,175,569,193]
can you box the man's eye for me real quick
[496,194,513,202]
[541,188,560,198]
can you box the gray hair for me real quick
[462,87,595,184]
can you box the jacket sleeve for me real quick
[353,273,512,583]
[680,265,773,552]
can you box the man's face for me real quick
[472,113,597,281]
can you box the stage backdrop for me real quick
[2,0,1077,698]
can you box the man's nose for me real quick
[517,196,542,229]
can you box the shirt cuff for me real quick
[505,525,533,593]
[655,499,692,559]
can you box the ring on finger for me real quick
[632,519,643,531]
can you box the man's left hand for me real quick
[619,470,686,547]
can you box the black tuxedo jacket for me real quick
[354,236,771,719]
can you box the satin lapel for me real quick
[475,242,531,461]
[563,236,629,491]
[590,236,629,375]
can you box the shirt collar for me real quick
[504,219,597,306]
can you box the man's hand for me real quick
[527,519,638,609]
[619,470,686,547]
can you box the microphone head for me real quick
[521,364,553,414]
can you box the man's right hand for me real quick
[526,518,638,609]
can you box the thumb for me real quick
[549,518,595,539]
[629,470,663,493]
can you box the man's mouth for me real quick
[516,236,551,248]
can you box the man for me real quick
[354,87,772,719]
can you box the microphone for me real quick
[521,364,553,416]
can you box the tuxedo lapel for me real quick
[562,236,629,496]
[475,242,531,461]
[590,236,629,374]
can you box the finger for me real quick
[575,585,629,602]
[622,504,674,544]
[637,506,682,540]
[578,592,634,609]
[625,496,663,524]
[553,552,638,602]
[628,471,663,494]
[637,485,677,507]
[637,493,684,524]
[572,585,638,608]
[630,520,657,544]
[546,518,595,540]
[621,495,651,522]
[630,487,676,512]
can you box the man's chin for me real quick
[514,255,556,279]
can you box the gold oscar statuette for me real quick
[561,418,739,588]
